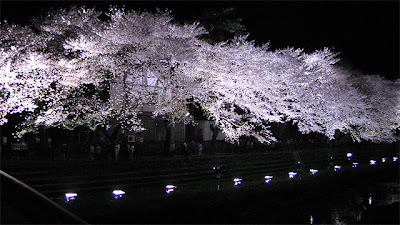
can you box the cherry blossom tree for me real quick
[348,74,400,142]
[1,6,398,146]
[1,6,205,144]
[0,23,60,126]
[185,36,399,143]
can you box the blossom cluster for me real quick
[1,6,398,143]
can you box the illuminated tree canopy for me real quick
[1,6,398,143]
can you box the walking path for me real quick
[1,146,397,198]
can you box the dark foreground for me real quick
[1,147,399,224]
[63,163,399,224]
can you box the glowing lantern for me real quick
[65,193,77,202]
[264,176,273,183]
[233,178,242,186]
[166,185,177,194]
[382,158,386,163]
[393,157,398,162]
[213,166,220,170]
[213,166,222,179]
[288,172,297,179]
[112,190,125,199]
[347,153,352,159]
[352,163,359,168]
[309,169,318,175]
[334,165,341,171]
[370,160,376,165]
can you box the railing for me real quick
[1,170,88,224]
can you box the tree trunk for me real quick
[210,124,219,154]
[97,124,121,143]
[96,124,121,160]
[164,120,174,156]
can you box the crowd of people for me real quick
[85,140,138,161]
[167,140,204,157]
[1,134,328,161]
[70,138,265,161]
[83,139,208,161]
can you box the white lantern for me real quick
[233,178,242,186]
[65,193,77,202]
[112,190,125,199]
[288,172,297,179]
[166,185,177,194]
[264,176,273,183]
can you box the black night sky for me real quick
[1,1,399,80]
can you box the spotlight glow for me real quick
[288,172,297,179]
[334,165,341,171]
[112,190,125,199]
[347,153,353,158]
[393,157,398,162]
[265,176,273,183]
[352,163,359,168]
[233,178,242,186]
[166,185,176,194]
[65,193,77,202]
[370,160,376,165]
[382,158,386,163]
[309,169,318,175]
